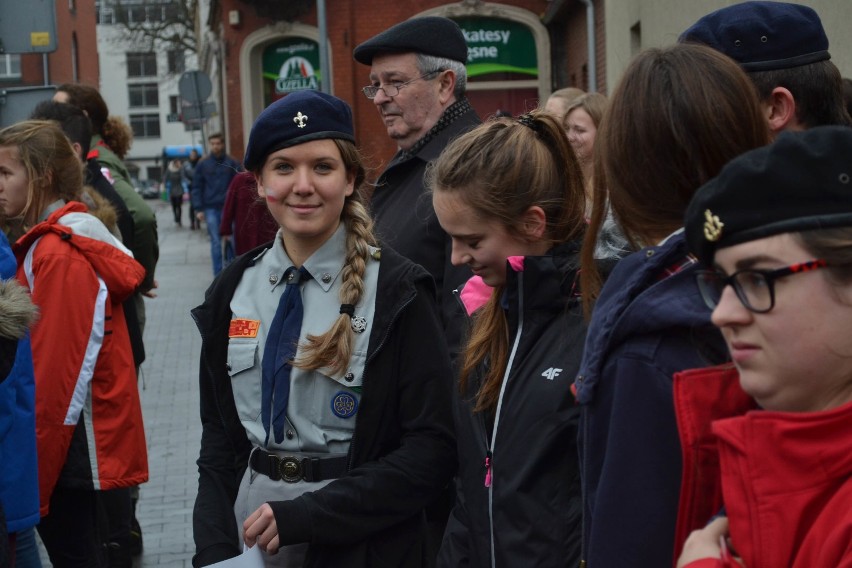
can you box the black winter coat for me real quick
[438,243,586,567]
[370,103,480,358]
[191,242,456,568]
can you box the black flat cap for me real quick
[685,126,852,266]
[243,90,355,172]
[353,16,467,65]
[680,1,830,72]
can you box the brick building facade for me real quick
[201,0,595,168]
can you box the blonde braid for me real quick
[294,195,377,376]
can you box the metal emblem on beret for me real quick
[293,111,308,128]
[351,315,367,334]
[331,391,358,418]
[703,209,724,242]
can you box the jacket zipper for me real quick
[487,272,525,568]
[346,291,416,472]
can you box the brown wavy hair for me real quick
[0,120,83,230]
[580,44,771,316]
[427,111,586,413]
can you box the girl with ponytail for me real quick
[191,90,455,568]
[429,110,588,566]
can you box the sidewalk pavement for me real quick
[36,199,215,567]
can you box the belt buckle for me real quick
[278,456,302,483]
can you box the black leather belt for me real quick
[250,449,348,483]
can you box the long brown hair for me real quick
[251,139,376,377]
[56,83,133,157]
[427,110,586,413]
[0,120,83,231]
[580,44,771,315]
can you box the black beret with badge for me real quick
[685,126,852,266]
[353,16,468,65]
[679,0,830,72]
[243,90,355,172]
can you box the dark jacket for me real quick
[574,232,728,568]
[438,243,586,568]
[191,243,456,568]
[191,153,240,210]
[370,103,480,358]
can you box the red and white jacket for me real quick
[14,201,149,515]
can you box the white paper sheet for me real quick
[206,544,265,568]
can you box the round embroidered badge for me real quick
[331,391,358,419]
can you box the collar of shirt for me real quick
[263,223,347,294]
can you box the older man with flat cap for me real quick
[681,1,851,134]
[354,17,480,355]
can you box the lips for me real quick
[287,203,319,214]
[728,340,760,364]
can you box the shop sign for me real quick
[455,17,537,79]
[263,38,321,93]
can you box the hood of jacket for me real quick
[14,201,144,302]
[575,232,723,404]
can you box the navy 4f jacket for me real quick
[438,242,586,567]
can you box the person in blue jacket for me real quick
[430,110,588,567]
[573,44,771,567]
[192,133,240,275]
[0,228,39,565]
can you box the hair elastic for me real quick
[339,304,355,316]
[516,113,539,132]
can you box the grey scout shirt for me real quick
[227,223,379,455]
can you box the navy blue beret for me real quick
[680,1,830,72]
[243,90,355,171]
[685,126,852,266]
[353,16,467,65]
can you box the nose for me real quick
[292,167,314,195]
[711,284,752,328]
[449,241,470,267]
[372,87,392,106]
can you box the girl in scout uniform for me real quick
[191,90,455,568]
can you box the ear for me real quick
[764,87,800,134]
[71,142,84,162]
[437,69,457,105]
[344,168,356,197]
[254,173,265,197]
[520,205,547,240]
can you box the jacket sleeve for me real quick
[192,164,206,211]
[436,480,472,567]
[192,331,243,566]
[219,178,238,237]
[269,278,457,546]
[583,356,685,568]
[108,176,159,293]
[24,250,104,515]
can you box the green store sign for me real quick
[455,17,537,79]
[262,38,321,93]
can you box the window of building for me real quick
[95,1,115,24]
[127,52,157,77]
[129,83,159,107]
[0,55,21,80]
[130,113,161,138]
[169,95,181,115]
[167,50,185,74]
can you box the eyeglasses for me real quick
[695,259,829,314]
[361,70,442,100]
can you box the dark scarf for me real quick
[397,97,473,162]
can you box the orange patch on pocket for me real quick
[229,319,260,338]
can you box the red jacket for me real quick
[679,367,852,568]
[14,202,149,515]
